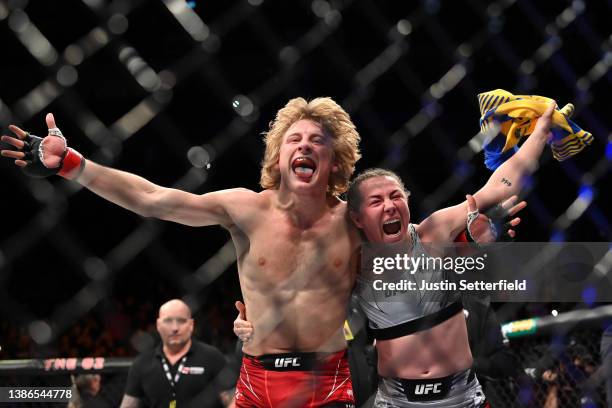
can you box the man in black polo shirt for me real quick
[120,299,234,408]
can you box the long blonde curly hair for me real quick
[260,97,361,196]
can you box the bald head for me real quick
[158,299,192,319]
[156,299,194,352]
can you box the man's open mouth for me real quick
[292,157,317,178]
[383,219,401,235]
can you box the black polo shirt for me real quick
[125,340,231,408]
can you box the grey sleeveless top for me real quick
[355,224,462,337]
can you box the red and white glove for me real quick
[1,113,85,179]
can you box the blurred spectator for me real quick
[533,337,600,408]
[68,374,106,408]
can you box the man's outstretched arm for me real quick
[77,161,249,227]
[1,113,252,227]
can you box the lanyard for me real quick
[161,354,188,399]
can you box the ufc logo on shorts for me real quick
[274,357,300,368]
[414,383,442,395]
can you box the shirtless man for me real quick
[1,97,362,407]
[234,102,556,407]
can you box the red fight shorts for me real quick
[235,350,355,407]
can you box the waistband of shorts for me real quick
[392,368,475,387]
[243,349,348,371]
[382,368,477,402]
[372,301,463,340]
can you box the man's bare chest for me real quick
[245,219,353,284]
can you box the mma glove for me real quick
[21,130,85,180]
[467,204,515,244]
[457,205,513,246]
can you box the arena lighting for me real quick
[231,95,255,117]
[396,19,412,36]
[578,185,594,201]
[110,98,163,140]
[13,80,60,118]
[582,286,597,307]
[187,145,211,169]
[117,46,161,92]
[551,309,558,316]
[8,9,57,66]
[107,13,128,35]
[561,185,594,223]
[162,0,209,42]
[56,65,78,87]
[550,230,566,242]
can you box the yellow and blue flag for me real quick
[477,89,593,170]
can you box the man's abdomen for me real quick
[242,288,350,355]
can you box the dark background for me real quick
[0,0,610,358]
